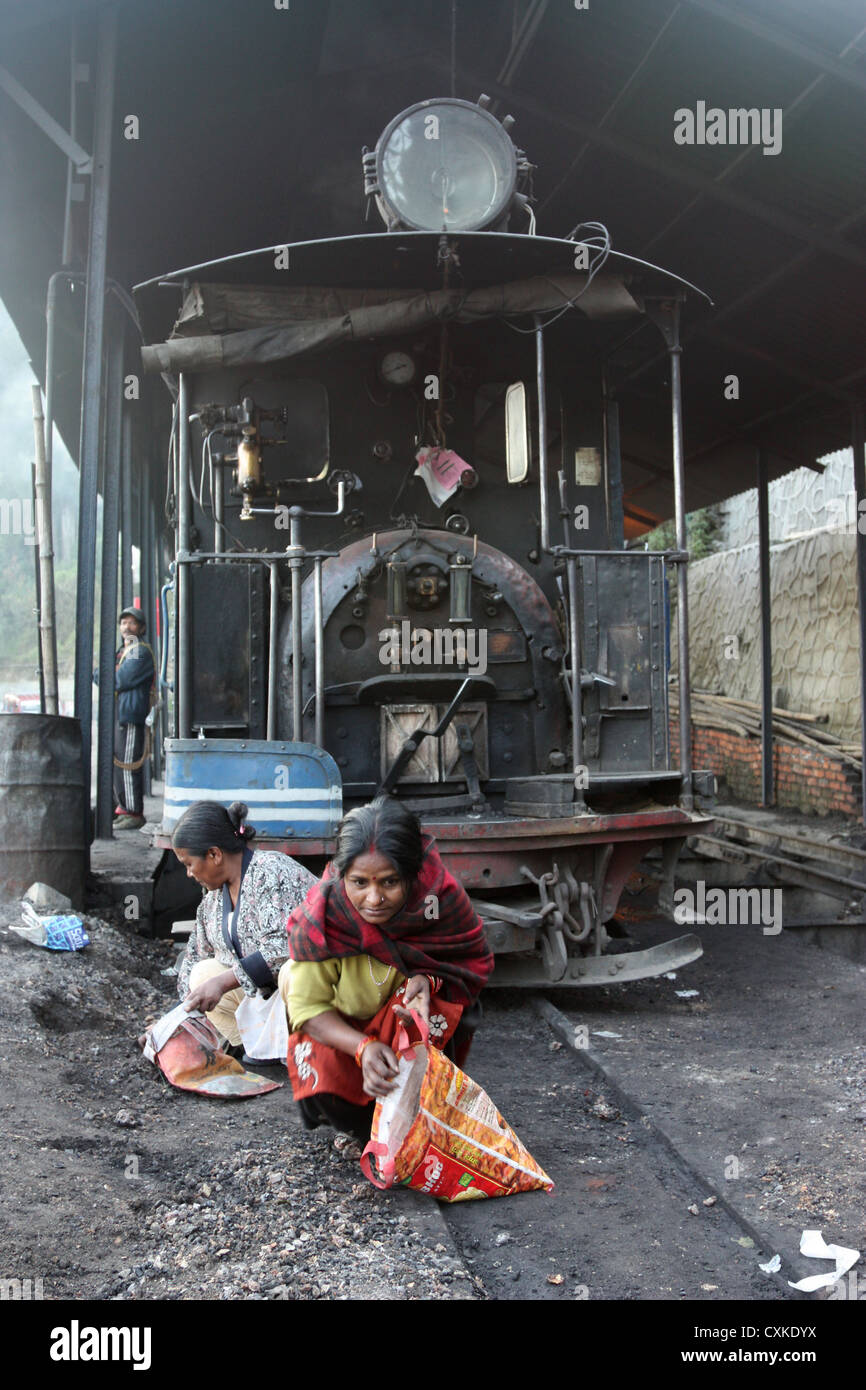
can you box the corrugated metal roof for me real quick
[0,0,863,524]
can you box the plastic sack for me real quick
[10,902,90,952]
[361,1011,553,1202]
[235,988,289,1061]
[141,1001,282,1099]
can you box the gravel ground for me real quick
[4,881,862,1305]
[0,903,478,1302]
[94,1134,479,1302]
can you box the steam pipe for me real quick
[159,568,175,692]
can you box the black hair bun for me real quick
[227,801,256,842]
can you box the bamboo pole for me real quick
[692,689,827,723]
[670,684,862,769]
[31,384,59,715]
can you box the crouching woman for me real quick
[173,801,315,1054]
[281,796,493,1141]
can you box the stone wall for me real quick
[671,525,861,741]
[718,449,855,548]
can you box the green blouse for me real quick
[284,955,406,1031]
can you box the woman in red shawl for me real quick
[281,796,493,1141]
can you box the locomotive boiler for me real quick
[138,95,714,985]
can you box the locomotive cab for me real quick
[138,96,714,986]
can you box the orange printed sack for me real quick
[142,1003,282,1099]
[360,1011,553,1202]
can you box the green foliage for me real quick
[645,519,675,552]
[0,462,79,683]
[644,505,721,560]
[0,545,77,678]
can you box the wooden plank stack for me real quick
[668,684,862,771]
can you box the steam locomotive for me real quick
[138,95,713,985]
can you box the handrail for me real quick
[159,567,174,693]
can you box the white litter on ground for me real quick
[787,1230,860,1292]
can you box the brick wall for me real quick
[670,719,862,819]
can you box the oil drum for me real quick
[0,714,87,906]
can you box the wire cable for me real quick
[500,220,611,334]
[164,400,177,523]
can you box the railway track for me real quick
[686,814,866,923]
[438,990,801,1302]
[441,898,866,1302]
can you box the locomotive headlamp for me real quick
[365,98,519,233]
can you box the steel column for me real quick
[535,316,550,552]
[149,483,164,780]
[140,458,154,797]
[666,304,694,809]
[756,448,774,806]
[61,26,80,266]
[121,409,134,605]
[95,314,123,839]
[603,372,624,546]
[72,5,117,839]
[853,404,866,824]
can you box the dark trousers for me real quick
[297,1094,374,1142]
[113,722,145,814]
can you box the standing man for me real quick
[113,606,155,830]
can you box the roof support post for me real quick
[756,447,774,807]
[121,408,134,607]
[535,315,550,552]
[852,403,866,824]
[647,298,693,809]
[73,3,117,850]
[95,310,123,840]
[145,474,163,782]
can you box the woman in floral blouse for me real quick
[282,796,493,1141]
[173,800,315,1052]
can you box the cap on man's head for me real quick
[119,606,146,633]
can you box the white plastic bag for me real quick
[235,989,289,1061]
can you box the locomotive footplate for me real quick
[428,806,713,986]
[485,934,704,987]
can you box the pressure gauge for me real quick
[378,350,417,388]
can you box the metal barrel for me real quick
[0,714,87,906]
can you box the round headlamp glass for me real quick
[376,99,517,232]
